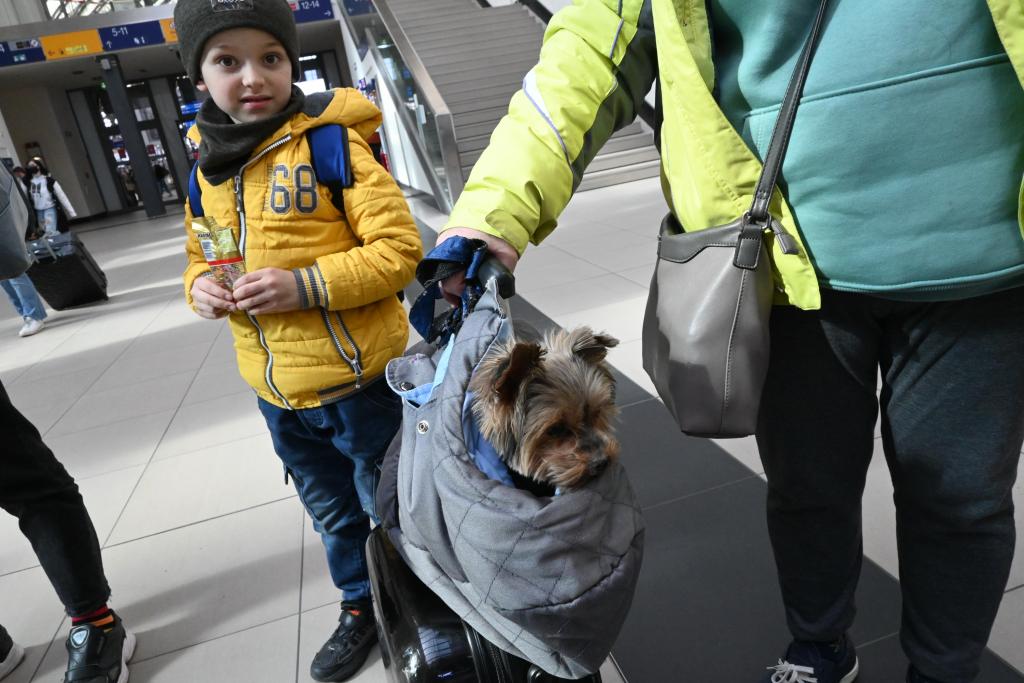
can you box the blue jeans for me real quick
[258,378,402,602]
[37,207,58,237]
[757,287,1024,682]
[1,273,46,321]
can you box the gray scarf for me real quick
[196,86,305,186]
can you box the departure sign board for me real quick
[291,0,335,23]
[99,22,166,51]
[0,38,45,67]
[159,19,178,43]
[0,3,332,70]
[41,30,103,60]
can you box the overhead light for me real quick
[300,55,317,61]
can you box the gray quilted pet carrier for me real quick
[381,280,645,679]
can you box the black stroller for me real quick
[369,239,644,682]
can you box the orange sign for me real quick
[160,18,178,43]
[40,30,103,60]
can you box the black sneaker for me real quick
[0,625,26,681]
[310,601,377,682]
[63,612,135,683]
[760,635,859,683]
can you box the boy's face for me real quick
[196,28,292,124]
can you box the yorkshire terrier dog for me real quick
[468,326,621,491]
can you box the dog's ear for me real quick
[494,342,544,406]
[569,327,619,364]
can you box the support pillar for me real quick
[98,55,166,217]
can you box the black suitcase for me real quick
[26,233,108,310]
[367,526,603,683]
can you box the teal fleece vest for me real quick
[709,0,1024,300]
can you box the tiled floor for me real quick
[0,180,1021,682]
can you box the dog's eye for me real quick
[546,424,571,438]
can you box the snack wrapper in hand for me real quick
[192,217,246,289]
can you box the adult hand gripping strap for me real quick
[409,236,514,344]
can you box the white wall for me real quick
[0,87,106,217]
[0,0,46,27]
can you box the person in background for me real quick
[1,163,46,337]
[1,273,46,337]
[25,157,75,237]
[0,383,134,680]
[153,163,172,197]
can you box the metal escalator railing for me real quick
[340,0,464,212]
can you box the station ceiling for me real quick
[0,19,344,91]
[46,0,174,22]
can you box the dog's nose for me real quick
[580,434,605,454]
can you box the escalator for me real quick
[339,0,660,210]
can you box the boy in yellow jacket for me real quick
[174,1,421,679]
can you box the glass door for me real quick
[93,82,182,204]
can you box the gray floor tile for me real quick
[613,478,904,682]
[858,632,1023,682]
[89,341,211,394]
[49,370,195,436]
[152,389,268,460]
[616,398,758,509]
[522,273,648,319]
[126,615,300,683]
[107,433,292,545]
[30,499,305,679]
[181,363,251,406]
[42,410,176,481]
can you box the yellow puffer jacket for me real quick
[183,89,422,409]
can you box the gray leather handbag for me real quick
[642,0,830,438]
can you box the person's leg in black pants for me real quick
[0,379,134,682]
[880,288,1024,682]
[757,291,882,644]
[0,380,109,615]
[757,288,1024,682]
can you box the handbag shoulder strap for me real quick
[748,0,830,223]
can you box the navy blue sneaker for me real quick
[761,636,859,683]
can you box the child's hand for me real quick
[191,276,235,319]
[233,268,301,315]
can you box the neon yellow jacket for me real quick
[183,89,422,409]
[445,0,1024,310]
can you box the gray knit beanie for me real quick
[173,0,300,84]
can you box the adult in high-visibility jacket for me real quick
[439,2,1024,682]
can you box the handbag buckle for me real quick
[743,212,800,256]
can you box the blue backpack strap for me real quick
[188,162,205,218]
[308,124,352,216]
